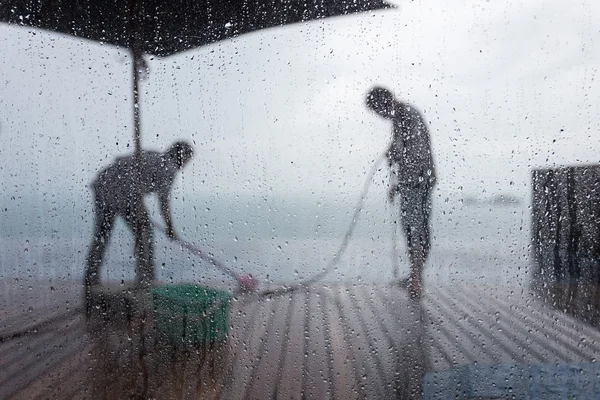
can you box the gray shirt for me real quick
[388,102,436,188]
[92,151,178,211]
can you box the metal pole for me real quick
[128,4,150,395]
[129,0,152,288]
[130,0,143,158]
[132,48,142,158]
[131,47,149,287]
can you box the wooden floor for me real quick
[3,282,600,399]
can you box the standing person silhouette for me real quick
[85,141,194,302]
[366,87,436,299]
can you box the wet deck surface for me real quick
[2,281,600,399]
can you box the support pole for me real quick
[129,0,153,288]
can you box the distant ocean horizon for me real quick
[0,193,531,289]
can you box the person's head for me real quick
[366,86,396,119]
[167,141,194,168]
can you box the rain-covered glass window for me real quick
[2,0,600,398]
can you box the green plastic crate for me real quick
[152,284,231,345]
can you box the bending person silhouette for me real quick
[85,141,194,294]
[366,87,436,299]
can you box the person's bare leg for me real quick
[125,204,155,289]
[86,209,114,286]
[408,245,424,299]
[409,188,432,300]
[137,215,155,287]
[85,201,115,316]
[391,216,400,279]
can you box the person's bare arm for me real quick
[388,158,400,203]
[158,189,177,240]
[387,140,401,202]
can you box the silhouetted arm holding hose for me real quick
[158,189,177,241]
[387,143,401,203]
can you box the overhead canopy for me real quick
[1,0,393,57]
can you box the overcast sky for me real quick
[1,0,600,206]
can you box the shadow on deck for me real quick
[2,282,600,399]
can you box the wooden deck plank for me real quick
[316,290,336,399]
[450,287,576,363]
[219,297,268,399]
[321,287,362,400]
[90,330,139,399]
[144,334,227,399]
[474,284,600,343]
[12,343,96,400]
[360,284,436,386]
[370,286,452,372]
[226,295,282,399]
[366,286,428,361]
[6,283,600,399]
[177,345,216,399]
[426,289,502,365]
[421,336,451,371]
[433,286,531,364]
[448,287,550,363]
[267,292,300,399]
[359,285,410,395]
[2,334,89,400]
[333,286,387,399]
[422,294,487,367]
[0,281,80,323]
[211,296,261,399]
[382,285,431,398]
[455,286,598,362]
[244,294,293,399]
[470,284,600,353]
[275,290,308,400]
[0,317,87,399]
[348,286,400,396]
[325,286,373,397]
[54,378,90,400]
[303,290,333,399]
[1,306,70,336]
[0,330,59,368]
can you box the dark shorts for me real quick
[398,185,433,253]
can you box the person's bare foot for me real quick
[394,277,422,299]
[408,280,422,300]
[396,276,410,289]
